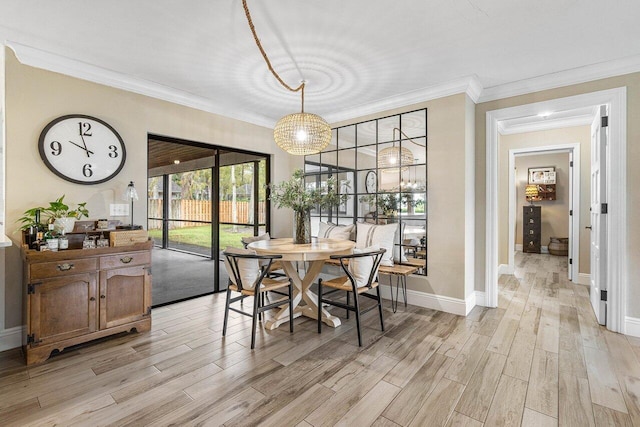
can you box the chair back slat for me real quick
[332,249,386,290]
[223,252,282,292]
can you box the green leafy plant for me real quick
[17,195,89,231]
[359,193,399,216]
[269,169,348,212]
[44,195,89,219]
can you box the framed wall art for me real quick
[528,167,556,184]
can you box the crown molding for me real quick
[498,113,593,135]
[479,54,640,103]
[325,75,483,124]
[5,41,275,129]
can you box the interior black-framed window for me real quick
[304,108,427,275]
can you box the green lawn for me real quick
[148,224,255,249]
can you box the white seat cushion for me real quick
[223,246,260,290]
[356,222,397,266]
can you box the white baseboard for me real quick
[0,326,24,352]
[379,284,468,316]
[576,273,591,286]
[474,291,487,307]
[625,317,640,338]
[515,244,523,251]
[498,264,514,275]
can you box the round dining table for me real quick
[247,237,355,330]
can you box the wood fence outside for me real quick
[148,199,265,228]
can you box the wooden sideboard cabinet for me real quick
[523,206,541,254]
[22,240,152,365]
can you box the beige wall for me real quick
[498,126,591,274]
[301,93,474,300]
[475,72,640,317]
[514,152,569,246]
[2,49,294,329]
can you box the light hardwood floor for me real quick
[2,252,640,426]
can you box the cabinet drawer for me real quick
[30,258,98,280]
[100,251,151,269]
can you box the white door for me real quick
[590,105,607,325]
[568,150,574,281]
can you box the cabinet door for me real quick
[29,273,98,346]
[99,265,151,329]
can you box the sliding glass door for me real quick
[148,136,270,304]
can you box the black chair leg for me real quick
[251,291,260,349]
[317,279,323,334]
[377,286,385,331]
[346,291,350,319]
[289,280,294,333]
[353,292,362,347]
[222,288,232,336]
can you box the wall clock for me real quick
[365,170,377,193]
[38,114,126,185]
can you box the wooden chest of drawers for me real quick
[22,240,153,365]
[523,206,541,254]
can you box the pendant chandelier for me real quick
[378,127,425,173]
[243,0,331,155]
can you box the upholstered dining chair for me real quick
[222,249,294,349]
[317,248,386,346]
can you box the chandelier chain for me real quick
[242,0,305,111]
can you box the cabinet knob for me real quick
[100,295,106,299]
[56,263,74,271]
[90,297,96,301]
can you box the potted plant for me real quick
[18,195,89,234]
[269,169,348,244]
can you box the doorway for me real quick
[506,145,580,282]
[485,87,627,333]
[147,135,271,306]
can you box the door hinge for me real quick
[146,306,152,316]
[601,116,609,128]
[601,203,608,214]
[601,290,608,301]
[570,161,574,167]
[569,209,573,216]
[27,282,42,294]
[569,258,573,265]
[27,334,42,345]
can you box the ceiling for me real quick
[2,1,640,128]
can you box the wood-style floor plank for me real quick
[484,374,528,426]
[0,251,638,426]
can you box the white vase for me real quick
[54,217,76,234]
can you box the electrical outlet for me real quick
[110,204,129,216]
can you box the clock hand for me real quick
[79,134,92,157]
[69,141,95,156]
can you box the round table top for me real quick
[248,238,355,261]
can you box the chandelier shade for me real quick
[274,112,332,155]
[378,145,414,173]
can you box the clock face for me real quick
[365,170,377,193]
[39,115,126,184]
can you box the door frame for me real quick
[485,87,627,333]
[507,145,580,281]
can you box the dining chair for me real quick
[222,249,294,349]
[317,248,386,346]
[241,233,286,279]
